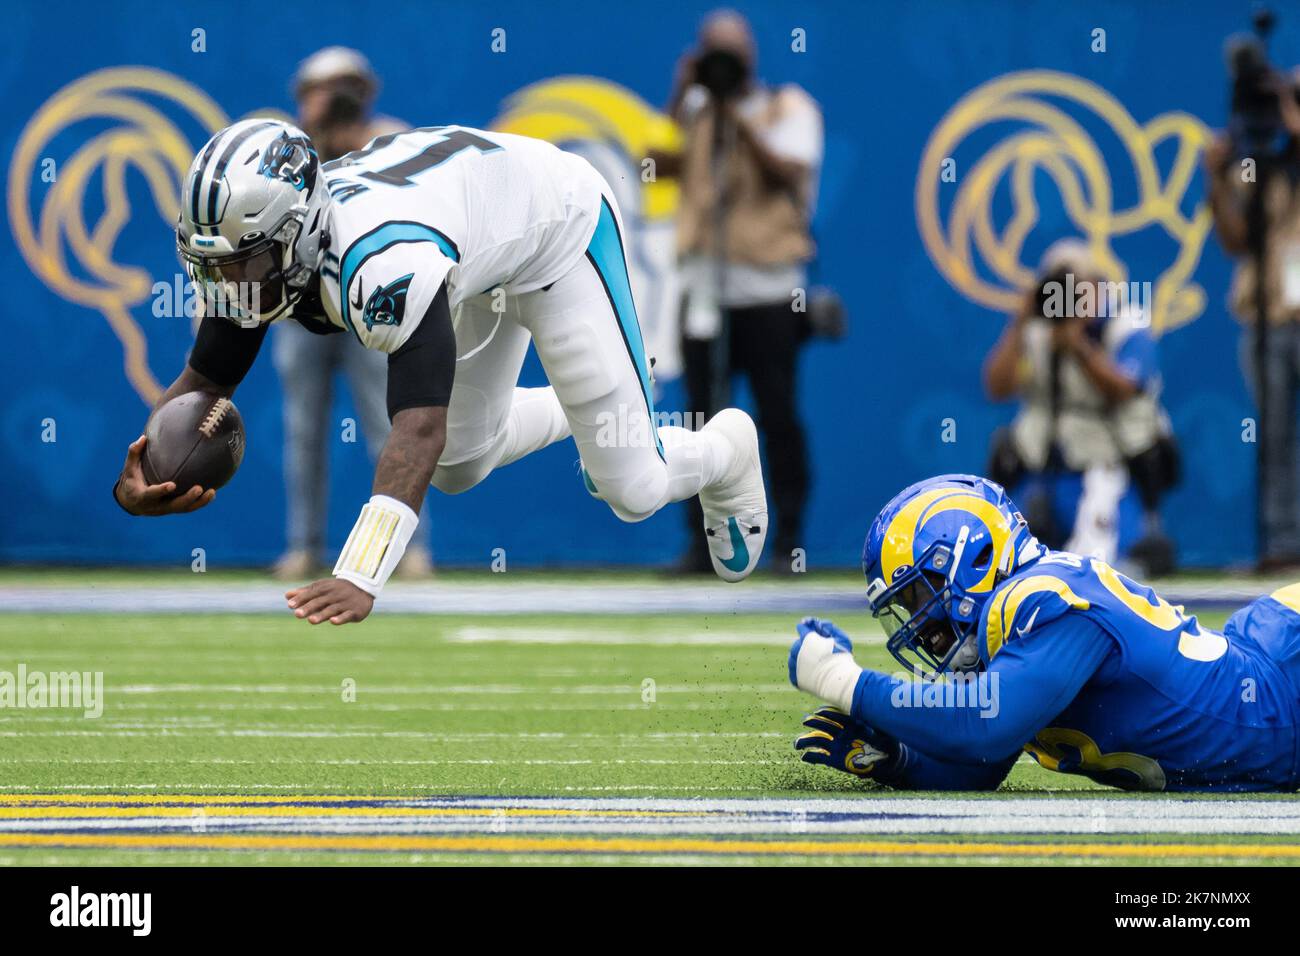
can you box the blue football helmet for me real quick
[861,474,1041,677]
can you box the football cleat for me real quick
[698,409,767,582]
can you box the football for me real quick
[141,391,245,493]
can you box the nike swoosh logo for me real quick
[1015,607,1041,639]
[350,277,365,311]
[720,516,750,573]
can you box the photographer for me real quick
[653,9,824,574]
[983,240,1178,572]
[1205,60,1300,572]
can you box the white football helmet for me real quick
[177,119,330,325]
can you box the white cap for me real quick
[1039,237,1095,276]
[293,47,377,94]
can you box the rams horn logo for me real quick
[8,67,229,403]
[916,70,1213,337]
[362,274,414,331]
[492,76,684,376]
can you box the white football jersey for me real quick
[315,126,606,352]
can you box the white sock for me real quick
[498,387,572,468]
[659,425,731,504]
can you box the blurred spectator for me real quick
[271,47,433,580]
[1205,68,1300,572]
[653,9,823,573]
[983,240,1180,573]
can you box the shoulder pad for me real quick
[341,237,454,352]
[982,570,1091,660]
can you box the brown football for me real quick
[141,391,245,493]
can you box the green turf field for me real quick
[0,577,1295,866]
[0,606,1094,795]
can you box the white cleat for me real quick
[698,409,768,582]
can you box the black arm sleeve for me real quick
[386,283,456,419]
[188,315,270,388]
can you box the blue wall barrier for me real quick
[1,0,1281,567]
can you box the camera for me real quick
[321,85,366,126]
[695,48,748,99]
[1225,7,1299,161]
[1034,268,1073,322]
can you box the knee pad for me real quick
[597,462,668,524]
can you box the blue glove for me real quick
[794,707,900,779]
[796,616,853,649]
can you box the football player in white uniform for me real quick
[113,120,769,623]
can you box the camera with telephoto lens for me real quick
[1034,268,1073,323]
[1225,7,1299,162]
[322,86,366,126]
[695,48,748,99]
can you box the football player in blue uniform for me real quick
[787,474,1300,792]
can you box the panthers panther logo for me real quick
[361,273,413,331]
[258,130,318,193]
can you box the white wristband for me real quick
[795,634,863,713]
[333,495,419,597]
[816,655,864,714]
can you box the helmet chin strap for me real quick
[242,230,310,325]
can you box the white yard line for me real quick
[0,725,784,739]
[0,579,1264,615]
[0,721,790,737]
[106,682,794,694]
[0,582,868,615]
[445,626,863,645]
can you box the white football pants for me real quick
[430,196,731,522]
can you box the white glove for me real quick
[787,617,863,713]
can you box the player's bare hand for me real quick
[286,578,374,626]
[114,436,216,516]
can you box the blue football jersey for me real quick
[978,553,1300,791]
